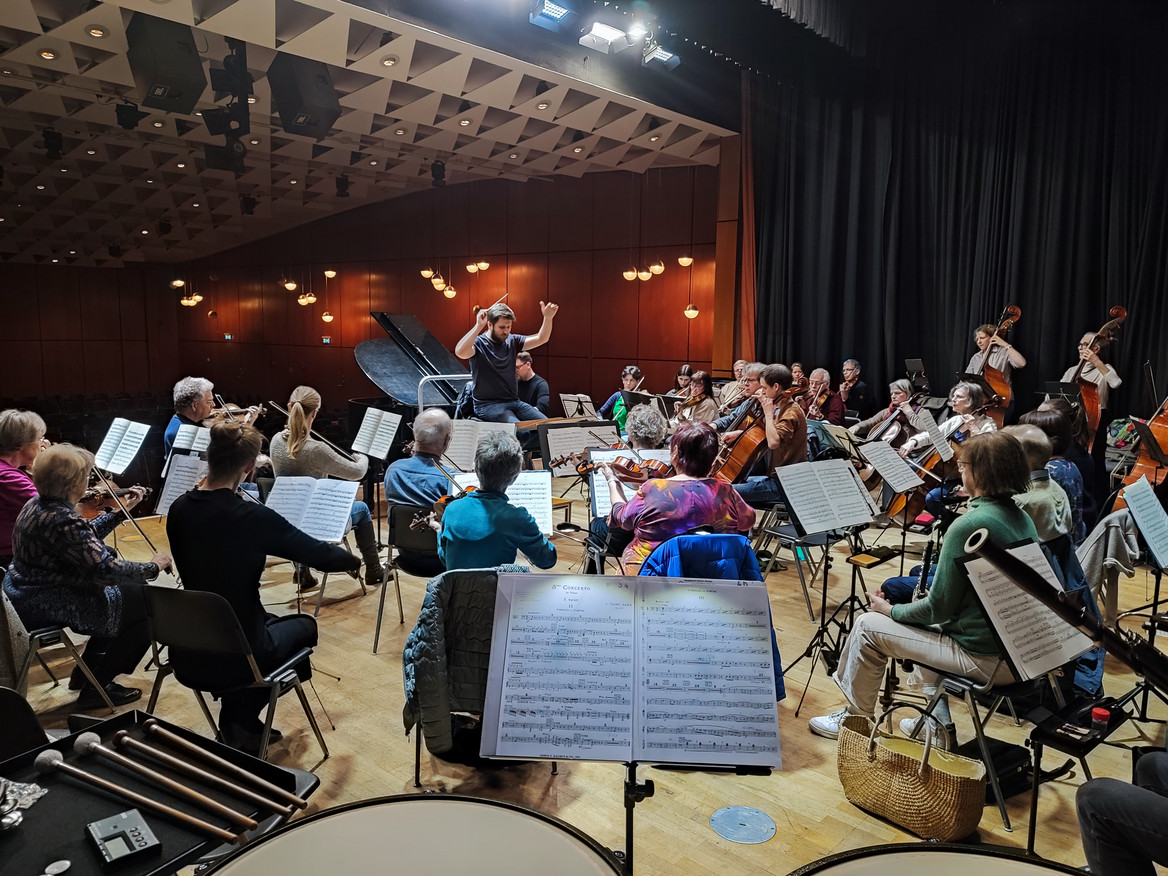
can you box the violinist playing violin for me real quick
[838,359,876,419]
[672,371,720,425]
[730,364,809,508]
[800,368,846,426]
[163,376,214,456]
[383,409,457,509]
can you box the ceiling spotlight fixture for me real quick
[146,178,154,183]
[69,250,76,255]
[304,290,317,304]
[36,185,45,191]
[190,289,203,303]
[140,229,149,235]
[573,146,583,153]
[152,120,164,128]
[678,255,694,267]
[637,267,652,281]
[249,138,260,145]
[394,128,406,136]
[170,278,186,288]
[683,303,699,319]
[247,96,256,104]
[284,278,297,291]
[649,134,660,142]
[176,162,186,168]
[380,55,398,67]
[443,286,457,299]
[51,258,58,263]
[529,0,580,33]
[86,148,96,155]
[536,101,550,111]
[622,267,637,281]
[369,160,377,166]
[579,21,630,53]
[432,275,446,291]
[87,25,108,38]
[649,259,665,275]
[290,179,298,185]
[321,311,334,323]
[297,292,309,305]
[420,266,435,279]
[40,49,58,60]
[476,260,490,271]
[324,269,337,278]
[642,42,681,71]
[466,263,478,274]
[192,202,200,207]
[459,119,471,127]
[509,153,519,159]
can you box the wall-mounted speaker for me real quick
[126,14,207,116]
[267,54,342,141]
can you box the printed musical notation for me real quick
[265,476,359,543]
[481,574,782,769]
[154,454,207,517]
[776,460,876,536]
[94,418,150,476]
[455,470,553,534]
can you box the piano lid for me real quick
[354,312,468,407]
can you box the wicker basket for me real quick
[837,703,987,841]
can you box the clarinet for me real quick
[914,537,934,601]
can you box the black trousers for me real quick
[218,613,318,731]
[82,581,150,686]
[1078,750,1168,875]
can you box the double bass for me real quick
[973,305,1021,428]
[1073,306,1127,451]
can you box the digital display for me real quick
[106,835,131,858]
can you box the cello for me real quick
[1073,306,1127,452]
[974,305,1021,428]
[711,376,808,483]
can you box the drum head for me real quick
[208,795,621,875]
[789,843,1083,875]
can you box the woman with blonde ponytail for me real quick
[269,386,382,588]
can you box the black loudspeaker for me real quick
[126,14,207,115]
[267,54,341,140]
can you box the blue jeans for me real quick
[473,400,545,423]
[733,475,787,508]
[349,501,370,530]
[1078,750,1168,875]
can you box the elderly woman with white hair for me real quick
[436,432,556,571]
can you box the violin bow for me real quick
[267,400,359,463]
[88,467,173,574]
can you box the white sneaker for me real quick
[898,715,954,749]
[809,707,853,740]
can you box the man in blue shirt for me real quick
[163,376,214,456]
[383,409,457,508]
[454,301,558,424]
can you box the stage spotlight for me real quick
[530,0,580,33]
[430,160,446,188]
[204,137,247,176]
[642,42,680,71]
[336,175,350,198]
[42,129,64,160]
[116,102,147,131]
[579,22,630,53]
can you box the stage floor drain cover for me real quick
[709,806,776,844]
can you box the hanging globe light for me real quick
[622,267,637,281]
[321,312,334,323]
[683,303,699,319]
[678,255,694,267]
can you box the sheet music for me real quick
[454,470,554,534]
[963,542,1094,681]
[172,424,211,454]
[1123,476,1168,570]
[446,421,516,472]
[543,424,620,476]
[265,477,316,529]
[154,455,208,516]
[299,479,360,543]
[635,578,781,767]
[921,418,954,461]
[351,408,402,460]
[859,439,923,494]
[823,423,863,459]
[481,574,781,767]
[587,449,673,518]
[559,393,597,418]
[486,575,637,761]
[94,418,150,475]
[776,459,875,536]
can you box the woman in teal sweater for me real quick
[809,431,1037,740]
[438,431,556,571]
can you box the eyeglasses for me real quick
[956,461,969,470]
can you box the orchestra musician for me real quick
[0,409,49,568]
[597,365,642,431]
[809,432,1034,741]
[3,444,171,709]
[515,352,550,416]
[850,379,919,438]
[668,364,695,397]
[801,368,846,426]
[1019,408,1088,545]
[603,421,755,575]
[1033,398,1098,520]
[1001,425,1072,545]
[454,301,558,424]
[1077,750,1168,876]
[730,364,809,507]
[791,362,806,384]
[269,386,383,587]
[965,323,1026,383]
[383,409,456,509]
[166,421,358,754]
[717,360,749,411]
[1062,332,1122,412]
[838,359,876,419]
[672,371,719,425]
[163,376,214,456]
[713,363,765,431]
[436,432,556,571]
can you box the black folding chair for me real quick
[373,505,443,654]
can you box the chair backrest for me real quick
[0,685,47,762]
[639,534,763,581]
[144,587,254,658]
[389,504,440,556]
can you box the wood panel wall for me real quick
[1,166,721,414]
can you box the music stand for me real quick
[1130,419,1168,469]
[620,390,670,421]
[905,358,928,392]
[958,372,1002,405]
[559,393,597,418]
[1044,381,1082,406]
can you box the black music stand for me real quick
[905,358,928,392]
[1130,418,1168,471]
[1044,381,1082,406]
[620,390,671,421]
[958,372,1002,405]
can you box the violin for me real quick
[607,456,672,484]
[410,485,478,531]
[204,397,266,427]
[548,451,600,476]
[787,377,810,400]
[77,484,153,519]
[1073,305,1127,450]
[806,388,832,421]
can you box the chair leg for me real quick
[414,727,422,788]
[373,566,390,655]
[145,665,171,715]
[193,691,221,740]
[292,679,329,761]
[35,651,59,685]
[314,572,328,617]
[258,685,281,762]
[394,567,404,625]
[60,632,116,713]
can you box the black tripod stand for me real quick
[1116,530,1168,723]
[784,525,872,716]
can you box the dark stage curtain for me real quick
[750,1,1168,423]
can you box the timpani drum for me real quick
[788,843,1083,875]
[206,794,622,875]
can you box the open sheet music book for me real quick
[775,459,878,536]
[93,418,150,475]
[540,422,620,477]
[587,448,673,519]
[351,407,402,460]
[858,439,923,494]
[1122,476,1168,570]
[962,542,1094,681]
[481,574,781,768]
[265,477,359,543]
[559,393,597,418]
[454,470,554,534]
[920,418,955,461]
[446,421,516,472]
[154,455,208,517]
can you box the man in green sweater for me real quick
[809,432,1037,741]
